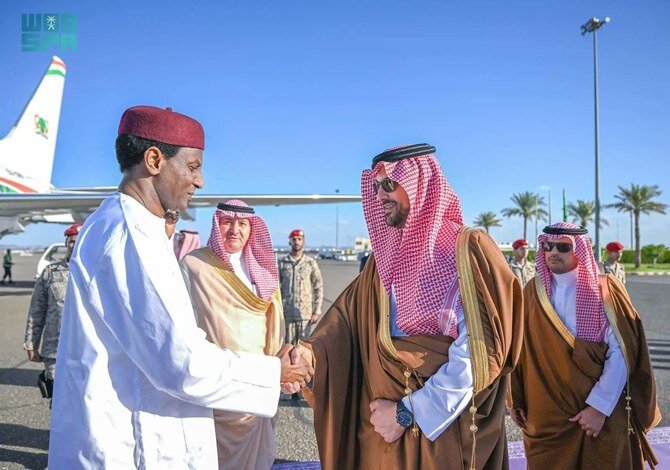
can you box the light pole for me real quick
[335,188,340,250]
[581,16,610,261]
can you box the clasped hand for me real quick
[277,344,314,394]
[569,406,606,438]
[370,399,405,443]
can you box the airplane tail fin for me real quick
[0,56,66,193]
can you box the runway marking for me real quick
[649,339,670,371]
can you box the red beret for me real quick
[118,106,205,150]
[512,239,528,249]
[64,222,83,237]
[289,229,304,238]
[606,242,624,252]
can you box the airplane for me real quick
[0,57,360,238]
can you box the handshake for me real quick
[277,343,314,394]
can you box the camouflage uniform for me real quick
[604,261,626,285]
[24,260,69,380]
[278,254,324,344]
[508,258,536,288]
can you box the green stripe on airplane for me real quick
[46,70,66,78]
[0,185,18,194]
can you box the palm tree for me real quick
[473,211,502,234]
[566,199,609,230]
[609,184,668,268]
[501,192,548,239]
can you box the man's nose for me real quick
[193,172,204,190]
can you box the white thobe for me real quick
[228,251,257,295]
[49,193,281,469]
[391,286,474,441]
[550,269,627,416]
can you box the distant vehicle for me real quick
[319,252,336,260]
[35,243,66,278]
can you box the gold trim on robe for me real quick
[599,275,630,371]
[376,276,400,361]
[456,227,490,394]
[533,274,576,349]
[180,247,284,469]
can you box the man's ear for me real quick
[143,146,163,176]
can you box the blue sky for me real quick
[1,0,668,249]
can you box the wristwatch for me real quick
[396,400,414,428]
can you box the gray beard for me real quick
[385,212,404,228]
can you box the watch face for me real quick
[396,402,413,428]
[397,410,413,428]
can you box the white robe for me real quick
[49,193,280,469]
[390,285,474,441]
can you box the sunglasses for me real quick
[541,241,573,253]
[373,177,396,194]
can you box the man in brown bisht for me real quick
[509,222,660,469]
[291,144,523,469]
[180,200,286,469]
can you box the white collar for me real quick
[119,192,168,235]
[551,267,578,286]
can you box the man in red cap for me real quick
[603,241,626,285]
[509,238,536,287]
[291,144,522,469]
[49,106,311,468]
[278,229,324,346]
[23,222,81,405]
[509,223,659,469]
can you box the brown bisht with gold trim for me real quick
[510,273,661,469]
[302,228,523,469]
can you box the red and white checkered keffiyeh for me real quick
[536,222,608,342]
[362,148,464,338]
[207,200,278,301]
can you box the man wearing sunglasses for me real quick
[509,222,659,469]
[291,144,523,469]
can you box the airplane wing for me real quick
[0,192,361,222]
[188,194,361,208]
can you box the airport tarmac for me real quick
[1,254,668,468]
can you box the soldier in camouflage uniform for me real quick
[508,238,536,287]
[278,229,324,345]
[24,223,81,386]
[603,241,626,285]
